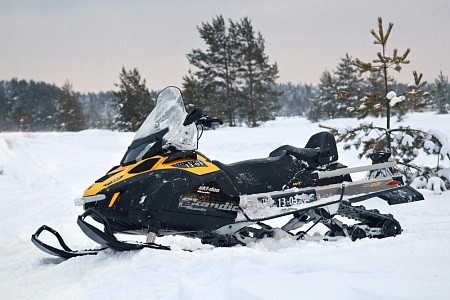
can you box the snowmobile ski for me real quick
[31,225,106,259]
[77,209,170,251]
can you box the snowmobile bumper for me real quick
[74,194,106,206]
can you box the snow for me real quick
[441,142,450,157]
[390,96,404,107]
[347,107,355,113]
[428,128,449,145]
[337,127,349,135]
[424,140,436,151]
[410,176,427,189]
[1,112,450,299]
[426,177,447,194]
[401,134,414,147]
[0,135,10,174]
[437,168,450,182]
[386,91,396,100]
[387,91,406,107]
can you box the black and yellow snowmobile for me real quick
[32,86,424,259]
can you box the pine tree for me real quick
[77,91,117,129]
[56,81,86,131]
[352,17,411,150]
[182,70,209,112]
[325,18,445,185]
[334,54,363,118]
[277,83,316,117]
[308,70,337,122]
[402,71,430,113]
[434,71,449,114]
[8,79,33,131]
[187,15,240,126]
[98,91,117,129]
[353,70,386,119]
[236,17,280,127]
[83,93,103,128]
[3,79,60,131]
[113,67,153,132]
[31,81,61,130]
[0,83,9,130]
[186,16,279,126]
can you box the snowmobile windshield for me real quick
[121,86,197,165]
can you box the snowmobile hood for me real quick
[82,153,220,198]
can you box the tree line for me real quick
[0,79,86,131]
[1,16,449,133]
[0,78,119,132]
[0,70,447,133]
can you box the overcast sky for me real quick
[1,0,449,93]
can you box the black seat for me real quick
[269,131,338,168]
[213,154,300,195]
[214,132,339,195]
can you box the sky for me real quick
[1,0,449,93]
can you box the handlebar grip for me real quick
[197,116,223,126]
[209,118,224,125]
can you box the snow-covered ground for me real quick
[1,113,449,299]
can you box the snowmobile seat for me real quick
[213,154,300,195]
[269,131,338,168]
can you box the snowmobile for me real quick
[32,86,425,259]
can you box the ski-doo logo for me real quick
[197,185,220,194]
[172,160,206,168]
[179,197,239,212]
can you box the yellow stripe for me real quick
[108,192,120,208]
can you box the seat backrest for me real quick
[304,131,338,163]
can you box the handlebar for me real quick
[184,108,223,128]
[197,116,224,127]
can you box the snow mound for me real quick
[410,176,427,189]
[0,134,13,174]
[437,168,450,182]
[426,177,447,194]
